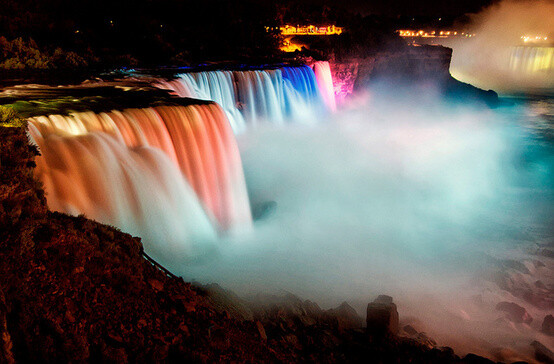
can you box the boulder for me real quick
[402,325,418,336]
[326,302,363,331]
[542,315,554,336]
[495,301,533,324]
[416,332,437,348]
[531,341,554,363]
[366,295,399,336]
[461,353,496,363]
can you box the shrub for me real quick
[0,105,27,128]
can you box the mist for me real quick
[174,89,554,361]
[448,0,554,93]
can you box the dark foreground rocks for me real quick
[496,301,533,324]
[531,341,554,364]
[0,128,282,363]
[366,295,399,336]
[543,315,554,336]
[0,126,513,362]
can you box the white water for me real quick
[156,63,334,132]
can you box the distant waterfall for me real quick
[509,46,554,75]
[156,63,336,132]
[28,103,252,263]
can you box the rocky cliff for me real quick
[329,45,499,107]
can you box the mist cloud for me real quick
[179,92,553,361]
[449,0,554,92]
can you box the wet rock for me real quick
[326,302,363,331]
[531,341,554,363]
[522,290,553,310]
[402,325,418,336]
[495,301,533,324]
[366,295,399,336]
[247,292,325,328]
[303,300,324,318]
[461,353,496,363]
[204,283,253,321]
[416,332,437,348]
[542,315,554,336]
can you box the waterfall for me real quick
[28,103,252,263]
[508,46,554,75]
[23,61,336,264]
[156,63,336,131]
[312,61,337,112]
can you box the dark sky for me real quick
[278,0,497,16]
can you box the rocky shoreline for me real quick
[1,125,552,363]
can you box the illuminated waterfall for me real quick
[312,61,337,112]
[28,103,252,262]
[22,61,336,263]
[156,63,336,131]
[508,46,554,74]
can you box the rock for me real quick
[402,325,418,336]
[531,341,554,363]
[148,279,164,292]
[542,315,554,336]
[461,353,496,363]
[495,301,533,324]
[326,302,363,331]
[374,295,393,304]
[303,300,323,318]
[416,332,437,348]
[204,283,254,321]
[366,295,399,336]
[536,280,547,289]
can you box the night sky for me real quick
[270,0,498,16]
[0,0,501,66]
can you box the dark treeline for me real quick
[0,0,282,67]
[0,0,477,69]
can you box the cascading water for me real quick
[28,102,252,265]
[312,61,337,112]
[29,125,218,264]
[156,63,336,132]
[20,62,336,263]
[508,46,554,75]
